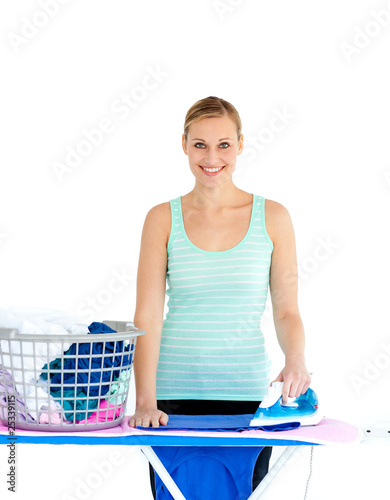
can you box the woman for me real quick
[130,96,311,495]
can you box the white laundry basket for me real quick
[0,320,144,432]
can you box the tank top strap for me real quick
[254,195,273,250]
[168,197,178,228]
[167,197,181,255]
[253,192,261,218]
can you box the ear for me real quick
[182,134,188,155]
[237,134,244,155]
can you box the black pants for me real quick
[149,399,272,499]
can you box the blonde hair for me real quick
[183,96,242,141]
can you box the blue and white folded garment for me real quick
[136,413,300,432]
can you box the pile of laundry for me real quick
[0,306,132,426]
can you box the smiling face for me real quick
[182,115,243,186]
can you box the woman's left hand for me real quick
[270,358,311,403]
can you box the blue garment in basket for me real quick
[42,322,132,396]
[41,322,132,420]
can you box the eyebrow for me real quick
[191,137,233,141]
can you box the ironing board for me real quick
[0,416,361,500]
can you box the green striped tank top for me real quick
[156,193,273,401]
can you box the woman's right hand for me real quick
[128,408,169,428]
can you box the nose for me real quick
[203,152,221,166]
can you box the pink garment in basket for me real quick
[75,399,123,424]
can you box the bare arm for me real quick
[129,203,170,427]
[266,199,311,402]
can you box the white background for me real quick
[1,1,389,499]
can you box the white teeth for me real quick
[201,166,223,172]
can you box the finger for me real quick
[302,380,311,394]
[282,381,291,403]
[160,413,169,426]
[289,379,300,399]
[298,381,308,398]
[296,372,311,396]
[302,375,311,392]
[297,374,310,395]
[151,416,160,428]
[142,418,152,428]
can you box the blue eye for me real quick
[194,142,230,148]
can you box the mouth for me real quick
[199,165,225,176]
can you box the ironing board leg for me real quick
[140,445,187,500]
[247,446,300,500]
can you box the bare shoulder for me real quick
[264,198,294,244]
[143,201,171,247]
[264,199,290,218]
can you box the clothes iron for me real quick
[250,381,323,427]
